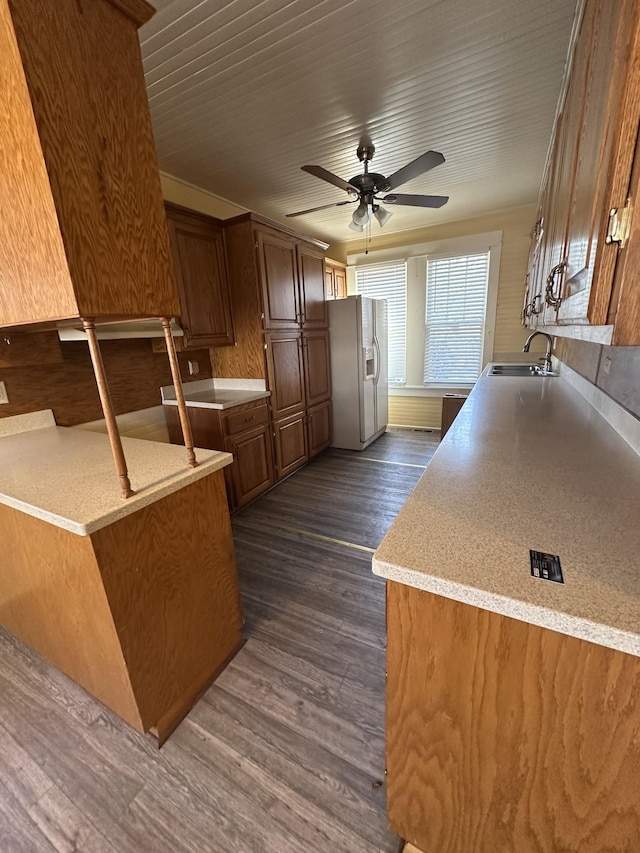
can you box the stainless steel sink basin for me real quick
[489,364,554,377]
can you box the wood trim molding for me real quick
[223,212,330,250]
[105,0,155,27]
[164,201,225,227]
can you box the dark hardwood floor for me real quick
[0,429,439,852]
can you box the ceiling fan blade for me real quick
[302,164,358,194]
[286,199,357,217]
[384,151,445,191]
[381,193,449,208]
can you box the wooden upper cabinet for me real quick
[333,266,347,299]
[257,229,300,329]
[559,0,635,324]
[164,204,235,348]
[325,269,335,300]
[325,259,348,301]
[0,0,179,328]
[526,0,640,344]
[297,246,327,328]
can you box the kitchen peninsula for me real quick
[375,364,640,852]
[0,411,242,745]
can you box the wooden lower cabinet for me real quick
[0,472,243,745]
[386,581,640,853]
[307,400,331,457]
[440,394,467,438]
[273,410,308,479]
[303,329,331,408]
[164,399,275,510]
[227,424,274,508]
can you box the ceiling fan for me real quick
[286,142,448,231]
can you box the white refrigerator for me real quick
[328,295,388,450]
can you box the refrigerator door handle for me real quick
[373,334,381,385]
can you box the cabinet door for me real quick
[307,400,331,457]
[334,267,347,299]
[298,245,327,328]
[526,120,567,326]
[325,268,335,300]
[227,424,274,509]
[165,205,235,348]
[606,129,640,343]
[257,229,300,328]
[273,411,308,480]
[558,0,635,324]
[303,329,331,408]
[1,0,179,325]
[265,330,306,419]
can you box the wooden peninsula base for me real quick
[0,470,243,744]
[386,581,640,853]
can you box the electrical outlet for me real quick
[603,355,612,375]
[0,381,8,404]
[188,360,200,376]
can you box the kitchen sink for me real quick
[489,364,554,377]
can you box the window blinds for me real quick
[355,262,407,384]
[424,253,489,384]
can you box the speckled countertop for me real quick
[162,378,270,410]
[0,419,232,536]
[373,365,640,656]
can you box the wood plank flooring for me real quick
[0,429,439,853]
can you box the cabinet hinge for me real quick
[605,199,632,248]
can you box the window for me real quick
[424,253,489,385]
[349,232,500,393]
[355,261,407,384]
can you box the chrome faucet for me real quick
[523,331,553,373]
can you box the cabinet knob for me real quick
[244,415,255,422]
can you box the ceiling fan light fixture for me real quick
[351,200,370,227]
[373,205,392,228]
[348,219,364,232]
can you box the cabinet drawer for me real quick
[223,403,269,437]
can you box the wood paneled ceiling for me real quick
[140,0,578,245]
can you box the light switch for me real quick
[188,360,200,376]
[0,381,8,404]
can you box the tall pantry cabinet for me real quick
[212,214,332,481]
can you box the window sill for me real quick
[389,385,474,398]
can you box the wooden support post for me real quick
[161,317,198,468]
[82,318,134,499]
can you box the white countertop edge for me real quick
[4,451,233,536]
[373,558,640,657]
[161,377,268,401]
[162,390,270,410]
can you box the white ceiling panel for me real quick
[140,0,577,244]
